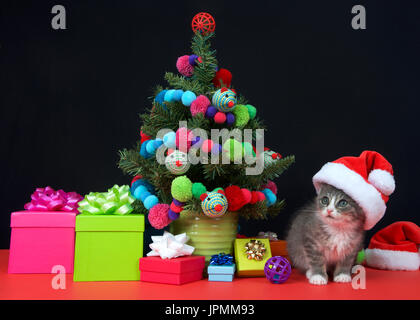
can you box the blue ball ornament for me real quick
[163,131,176,149]
[146,140,157,154]
[164,89,176,102]
[131,179,155,195]
[131,181,142,194]
[181,91,197,106]
[262,188,276,206]
[139,191,151,202]
[141,180,155,192]
[153,139,163,149]
[155,90,167,105]
[133,185,147,200]
[144,195,159,210]
[173,89,184,101]
[140,141,152,158]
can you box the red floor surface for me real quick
[0,250,419,300]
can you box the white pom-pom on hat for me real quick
[368,169,395,196]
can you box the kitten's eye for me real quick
[338,199,348,207]
[320,197,329,205]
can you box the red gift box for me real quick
[139,256,205,285]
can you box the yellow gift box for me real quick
[234,238,272,277]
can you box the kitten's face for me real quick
[316,184,364,227]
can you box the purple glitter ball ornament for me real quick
[189,54,199,66]
[168,209,180,221]
[205,106,217,118]
[264,256,292,284]
[226,112,235,126]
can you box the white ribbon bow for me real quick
[147,231,195,259]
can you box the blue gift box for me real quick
[208,264,236,282]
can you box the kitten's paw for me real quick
[305,270,312,280]
[334,273,352,283]
[309,274,328,285]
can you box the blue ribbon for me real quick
[210,253,234,266]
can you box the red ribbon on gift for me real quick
[24,186,83,213]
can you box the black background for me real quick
[1,1,419,250]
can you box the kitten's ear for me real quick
[319,183,329,193]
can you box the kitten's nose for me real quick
[327,209,333,215]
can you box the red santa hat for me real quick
[365,221,420,271]
[312,150,395,230]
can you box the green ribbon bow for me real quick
[78,185,135,215]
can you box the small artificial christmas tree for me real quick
[118,13,294,259]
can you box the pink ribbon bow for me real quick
[24,186,83,213]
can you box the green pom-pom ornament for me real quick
[245,104,257,119]
[233,104,250,127]
[356,249,365,264]
[242,141,255,157]
[223,138,243,162]
[171,176,193,202]
[192,182,207,199]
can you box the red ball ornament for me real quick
[192,12,216,35]
[201,139,214,153]
[214,112,227,124]
[250,191,259,204]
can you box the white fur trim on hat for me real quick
[365,248,420,271]
[313,162,386,230]
[368,169,395,196]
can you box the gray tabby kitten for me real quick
[286,184,365,285]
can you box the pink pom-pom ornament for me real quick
[148,204,171,229]
[176,128,194,152]
[190,95,210,117]
[176,55,194,77]
[262,180,278,195]
[264,256,292,284]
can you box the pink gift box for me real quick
[8,211,76,274]
[139,256,205,285]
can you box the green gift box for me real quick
[73,214,145,281]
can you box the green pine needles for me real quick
[118,31,295,220]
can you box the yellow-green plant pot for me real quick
[170,210,238,262]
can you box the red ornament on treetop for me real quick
[192,12,216,35]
